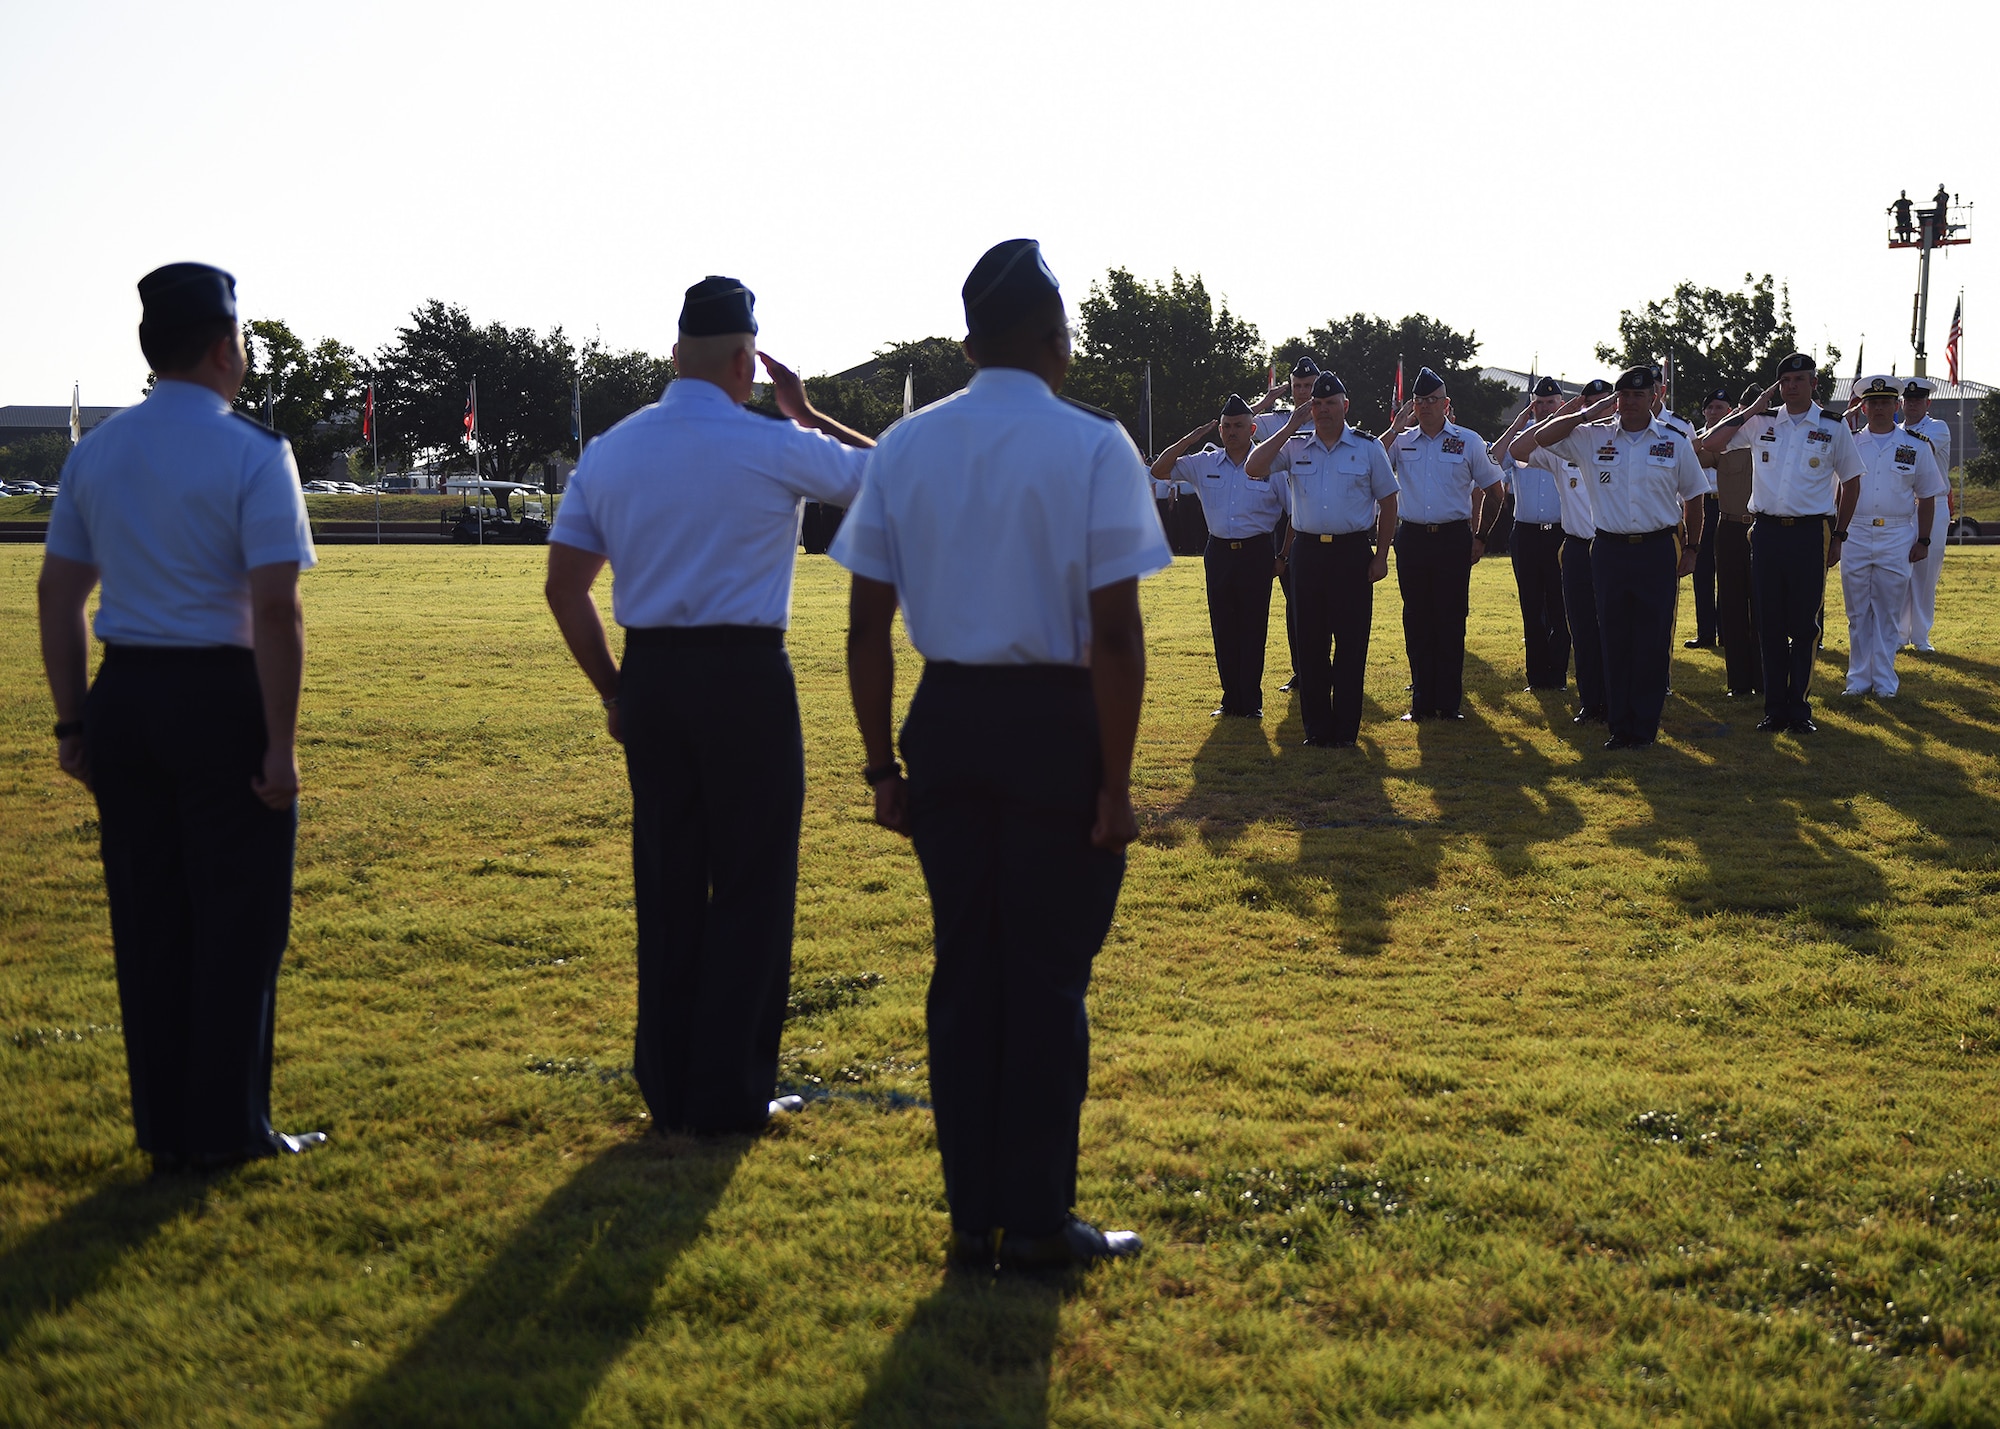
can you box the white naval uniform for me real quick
[1897,413,1952,649]
[1843,428,1946,695]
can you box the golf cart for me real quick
[443,481,552,544]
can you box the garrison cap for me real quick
[962,238,1060,338]
[1290,355,1320,376]
[137,262,237,328]
[1532,376,1562,398]
[679,276,757,336]
[1856,374,1902,400]
[1412,366,1445,396]
[1581,378,1614,398]
[1776,352,1816,376]
[1702,387,1734,407]
[1220,393,1254,417]
[1312,372,1346,398]
[1904,376,1936,397]
[1614,365,1658,392]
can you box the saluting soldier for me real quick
[1897,375,1952,651]
[1841,375,1947,697]
[1151,395,1288,719]
[1704,383,1764,698]
[545,276,873,1135]
[1682,388,1732,650]
[1527,367,1708,749]
[38,263,326,1173]
[835,238,1166,1270]
[1698,354,1864,734]
[1251,357,1320,693]
[1247,370,1398,747]
[1490,377,1572,691]
[1382,367,1504,721]
[1508,378,1613,725]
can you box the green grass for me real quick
[0,494,495,524]
[4,544,2000,1426]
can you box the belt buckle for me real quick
[1319,533,1333,542]
[1426,523,1439,533]
[1627,534,1643,544]
[1871,517,1885,527]
[1229,540,1243,549]
[1781,517,1796,526]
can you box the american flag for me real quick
[1946,296,1962,385]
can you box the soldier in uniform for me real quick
[1897,376,1952,651]
[1700,383,1765,698]
[1247,371,1398,747]
[1508,379,1612,725]
[1382,368,1503,721]
[38,263,326,1174]
[1682,388,1732,649]
[1842,375,1947,696]
[1489,377,1571,691]
[1151,395,1288,719]
[1526,367,1708,748]
[1698,354,1864,733]
[545,276,873,1135]
[1252,357,1320,692]
[834,238,1165,1270]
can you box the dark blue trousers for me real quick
[1291,530,1376,743]
[1510,521,1570,688]
[621,627,803,1134]
[1690,494,1719,643]
[1591,530,1680,743]
[1203,535,1277,715]
[901,663,1125,1240]
[1750,516,1833,725]
[1393,519,1474,717]
[1560,535,1607,718]
[86,644,296,1159]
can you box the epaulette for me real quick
[229,411,285,442]
[1817,407,1843,425]
[1657,414,1691,435]
[1907,428,1936,450]
[1059,395,1119,422]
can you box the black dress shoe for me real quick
[1436,710,1465,721]
[1684,638,1715,649]
[1603,734,1632,750]
[1755,716,1786,732]
[996,1215,1143,1271]
[1398,711,1421,723]
[168,1129,328,1174]
[1791,717,1818,734]
[1211,707,1230,719]
[948,1229,995,1270]
[1277,678,1296,692]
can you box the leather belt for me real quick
[1756,514,1833,526]
[1720,512,1754,525]
[1522,522,1558,531]
[1399,519,1469,534]
[1601,528,1679,544]
[1299,530,1366,542]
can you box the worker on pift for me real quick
[1698,354,1863,734]
[1525,366,1708,750]
[835,238,1167,1271]
[38,262,326,1174]
[1246,369,1398,748]
[1151,393,1288,720]
[1508,379,1613,727]
[1842,375,1947,698]
[1896,376,1952,652]
[1489,377,1573,693]
[545,276,873,1135]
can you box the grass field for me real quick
[4,543,2000,1427]
[0,494,502,524]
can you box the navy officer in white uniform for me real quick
[1897,375,1952,651]
[1697,354,1864,733]
[545,276,873,1135]
[1381,367,1503,720]
[1528,366,1708,749]
[834,238,1168,1271]
[39,262,325,1174]
[1509,379,1612,726]
[1150,394,1288,719]
[1489,376,1573,692]
[1842,375,1947,697]
[1246,370,1397,747]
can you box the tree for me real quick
[237,319,365,483]
[1274,314,1514,437]
[0,433,72,485]
[804,336,974,438]
[577,339,676,446]
[1965,390,2000,487]
[1064,269,1266,455]
[1595,275,1840,417]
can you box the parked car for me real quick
[3,482,45,496]
[301,480,339,493]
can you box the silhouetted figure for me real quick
[1893,191,1914,242]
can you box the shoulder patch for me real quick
[1058,396,1119,423]
[1907,429,1935,450]
[229,411,285,442]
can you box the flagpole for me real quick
[473,376,482,547]
[373,384,380,545]
[1954,291,1967,543]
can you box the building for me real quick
[1481,368,1584,427]
[1830,376,1989,466]
[0,405,125,445]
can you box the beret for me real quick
[137,262,237,329]
[1290,356,1320,376]
[963,238,1061,338]
[1702,387,1733,407]
[1903,376,1936,397]
[1411,366,1444,397]
[1776,352,1816,376]
[1581,379,1614,398]
[680,276,757,337]
[1741,382,1765,404]
[1533,376,1562,398]
[1312,372,1346,399]
[1220,393,1253,417]
[1856,374,1902,400]
[1614,365,1658,392]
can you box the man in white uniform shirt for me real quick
[1897,376,1952,650]
[39,263,325,1173]
[835,239,1168,1272]
[1842,376,1947,696]
[1489,377,1573,692]
[1509,379,1612,726]
[1251,356,1321,691]
[1699,353,1864,734]
[545,276,873,1136]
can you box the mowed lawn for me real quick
[3,542,2000,1428]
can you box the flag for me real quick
[902,368,914,418]
[1853,342,1863,380]
[571,374,582,444]
[1394,357,1404,407]
[69,383,80,445]
[1267,355,1276,394]
[463,379,477,446]
[1947,296,1963,385]
[361,384,374,442]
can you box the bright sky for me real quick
[5,0,1993,410]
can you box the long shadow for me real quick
[0,1172,205,1354]
[853,1268,1065,1429]
[322,1137,746,1429]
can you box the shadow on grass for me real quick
[0,1172,203,1354]
[854,1267,1065,1429]
[321,1136,745,1429]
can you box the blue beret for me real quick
[1412,367,1444,397]
[1532,376,1562,398]
[1220,393,1253,417]
[1703,387,1733,406]
[1776,352,1815,376]
[1581,378,1614,398]
[963,238,1061,338]
[680,276,757,337]
[1312,372,1345,398]
[1290,356,1320,376]
[137,262,236,328]
[1614,365,1657,392]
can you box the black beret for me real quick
[1702,387,1733,407]
[680,276,757,337]
[1741,382,1764,404]
[1614,365,1658,392]
[963,238,1061,338]
[1312,372,1345,399]
[1412,366,1444,397]
[1776,352,1816,376]
[1532,376,1562,398]
[1220,393,1253,417]
[1290,356,1320,376]
[1581,378,1614,398]
[1856,375,1902,400]
[137,262,237,328]
[1903,377,1935,397]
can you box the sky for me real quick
[4,0,1994,409]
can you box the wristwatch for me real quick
[1917,536,1932,546]
[53,719,84,740]
[863,760,902,786]
[1832,528,1849,542]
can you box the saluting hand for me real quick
[760,353,811,423]
[252,745,300,810]
[1092,787,1138,851]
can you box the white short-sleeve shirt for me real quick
[829,367,1172,666]
[1724,405,1865,516]
[550,377,867,629]
[1263,424,1397,535]
[1550,418,1710,534]
[1521,441,1595,540]
[1851,427,1948,521]
[44,380,315,649]
[1388,420,1502,523]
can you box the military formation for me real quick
[34,250,1956,1273]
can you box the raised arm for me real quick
[761,353,876,449]
[1149,419,1217,483]
[1532,393,1617,450]
[1245,405,1311,477]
